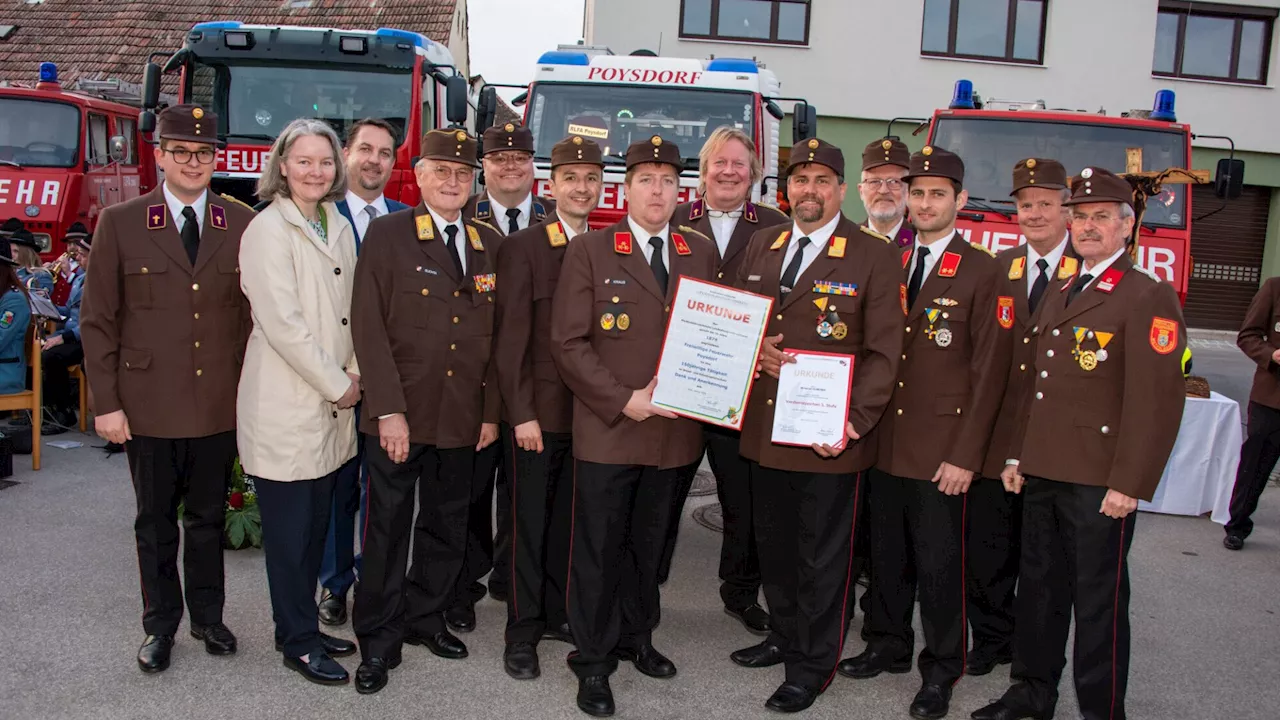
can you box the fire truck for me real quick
[912,79,1245,303]
[139,22,471,206]
[0,62,157,265]
[477,45,818,228]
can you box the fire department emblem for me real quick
[1150,317,1178,354]
[192,107,204,119]
[997,296,1014,329]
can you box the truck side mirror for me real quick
[139,111,156,134]
[477,86,498,135]
[445,75,468,127]
[109,135,128,163]
[142,62,161,109]
[1215,158,1245,199]
[792,103,818,143]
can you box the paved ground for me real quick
[1,333,1277,720]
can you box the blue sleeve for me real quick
[60,279,83,342]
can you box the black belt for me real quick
[0,357,20,364]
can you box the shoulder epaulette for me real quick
[219,193,256,212]
[970,241,996,258]
[859,225,892,244]
[677,225,712,243]
[1132,264,1161,282]
[470,219,501,235]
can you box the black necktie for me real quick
[505,207,520,235]
[1028,258,1050,313]
[648,237,669,294]
[443,225,464,277]
[779,237,811,300]
[1068,272,1094,305]
[907,245,930,310]
[180,206,200,265]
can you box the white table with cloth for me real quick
[1138,391,1241,524]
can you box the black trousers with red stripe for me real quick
[866,470,968,687]
[750,461,859,691]
[454,436,509,608]
[966,476,1021,657]
[566,461,679,679]
[502,428,573,644]
[999,477,1135,720]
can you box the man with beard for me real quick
[661,126,787,633]
[493,135,605,680]
[316,118,409,628]
[973,167,1185,720]
[859,138,915,249]
[969,158,1076,676]
[730,138,903,714]
[841,147,1012,720]
[454,122,557,628]
[550,136,716,717]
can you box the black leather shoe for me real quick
[189,623,237,655]
[730,640,785,668]
[543,621,574,644]
[765,681,818,713]
[275,633,356,658]
[837,647,913,678]
[576,674,615,717]
[504,641,540,680]
[405,629,468,659]
[616,643,676,678]
[1224,534,1245,550]
[489,584,509,603]
[318,589,348,626]
[355,655,401,695]
[137,634,174,673]
[970,700,1051,720]
[725,604,771,635]
[283,650,349,685]
[966,648,1012,676]
[909,683,952,720]
[445,604,476,633]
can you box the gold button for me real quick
[454,290,461,297]
[196,369,203,377]
[896,409,903,416]
[1019,363,1026,371]
[421,288,429,296]
[776,314,783,321]
[955,408,962,415]
[766,399,773,406]
[141,267,149,274]
[901,354,907,360]
[906,326,912,333]
[1023,337,1030,344]
[612,295,620,303]
[450,343,457,350]
[1101,425,1110,434]
[453,316,460,324]
[193,313,200,320]
[665,305,671,313]
[192,283,199,291]
[717,272,724,279]
[489,296,494,303]
[194,341,201,348]
[897,381,904,388]
[447,370,454,377]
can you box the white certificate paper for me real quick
[652,276,774,430]
[771,350,855,449]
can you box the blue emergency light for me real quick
[374,27,430,48]
[949,79,976,110]
[1150,89,1177,122]
[38,62,57,83]
[538,50,590,66]
[706,58,758,74]
[192,21,243,31]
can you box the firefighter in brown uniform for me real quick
[841,146,1013,720]
[349,129,503,695]
[454,121,556,624]
[550,136,716,717]
[859,137,916,249]
[973,167,1187,720]
[662,125,788,632]
[730,138,904,714]
[493,135,606,680]
[969,158,1078,676]
[80,104,254,673]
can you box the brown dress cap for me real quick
[904,145,965,185]
[157,104,219,146]
[1010,158,1068,195]
[787,137,845,178]
[482,122,535,155]
[551,135,605,168]
[1063,167,1135,208]
[422,128,481,168]
[862,137,911,172]
[625,135,683,171]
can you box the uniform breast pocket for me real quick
[468,287,497,336]
[593,286,640,339]
[216,256,242,307]
[932,307,968,350]
[397,272,440,328]
[123,258,167,309]
[935,393,968,417]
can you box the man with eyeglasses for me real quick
[453,122,557,629]
[350,128,503,695]
[79,104,255,674]
[858,138,915,250]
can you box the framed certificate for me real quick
[771,350,855,449]
[652,276,774,430]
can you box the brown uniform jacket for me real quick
[981,241,1079,478]
[80,186,253,439]
[1013,254,1186,501]
[1238,276,1280,409]
[736,216,905,475]
[876,234,1013,481]
[672,198,788,286]
[463,190,554,234]
[494,216,575,433]
[550,218,716,469]
[352,204,503,448]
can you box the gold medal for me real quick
[1079,350,1098,371]
[832,322,848,340]
[600,313,616,331]
[618,313,630,331]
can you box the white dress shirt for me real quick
[557,211,583,241]
[628,216,670,272]
[345,190,389,239]
[1077,247,1127,290]
[781,213,841,281]
[868,217,905,240]
[707,202,744,258]
[428,206,468,275]
[909,228,958,282]
[1025,233,1069,298]
[163,183,207,235]
[488,193,534,235]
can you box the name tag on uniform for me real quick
[747,275,762,282]
[473,273,496,293]
[415,265,439,276]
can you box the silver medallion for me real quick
[1096,349,1109,363]
[935,327,953,348]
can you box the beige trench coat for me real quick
[237,197,359,481]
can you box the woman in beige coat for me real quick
[237,118,361,686]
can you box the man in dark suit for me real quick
[1225,276,1280,550]
[316,118,409,628]
[80,104,254,673]
[662,126,787,633]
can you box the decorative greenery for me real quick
[177,457,262,550]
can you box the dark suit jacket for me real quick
[1238,276,1280,410]
[672,198,788,286]
[336,197,409,252]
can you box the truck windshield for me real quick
[931,117,1189,228]
[194,63,413,146]
[525,83,755,166]
[0,98,81,168]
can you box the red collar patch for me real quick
[614,232,632,255]
[1095,267,1125,293]
[901,248,911,269]
[937,251,962,278]
[672,233,692,256]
